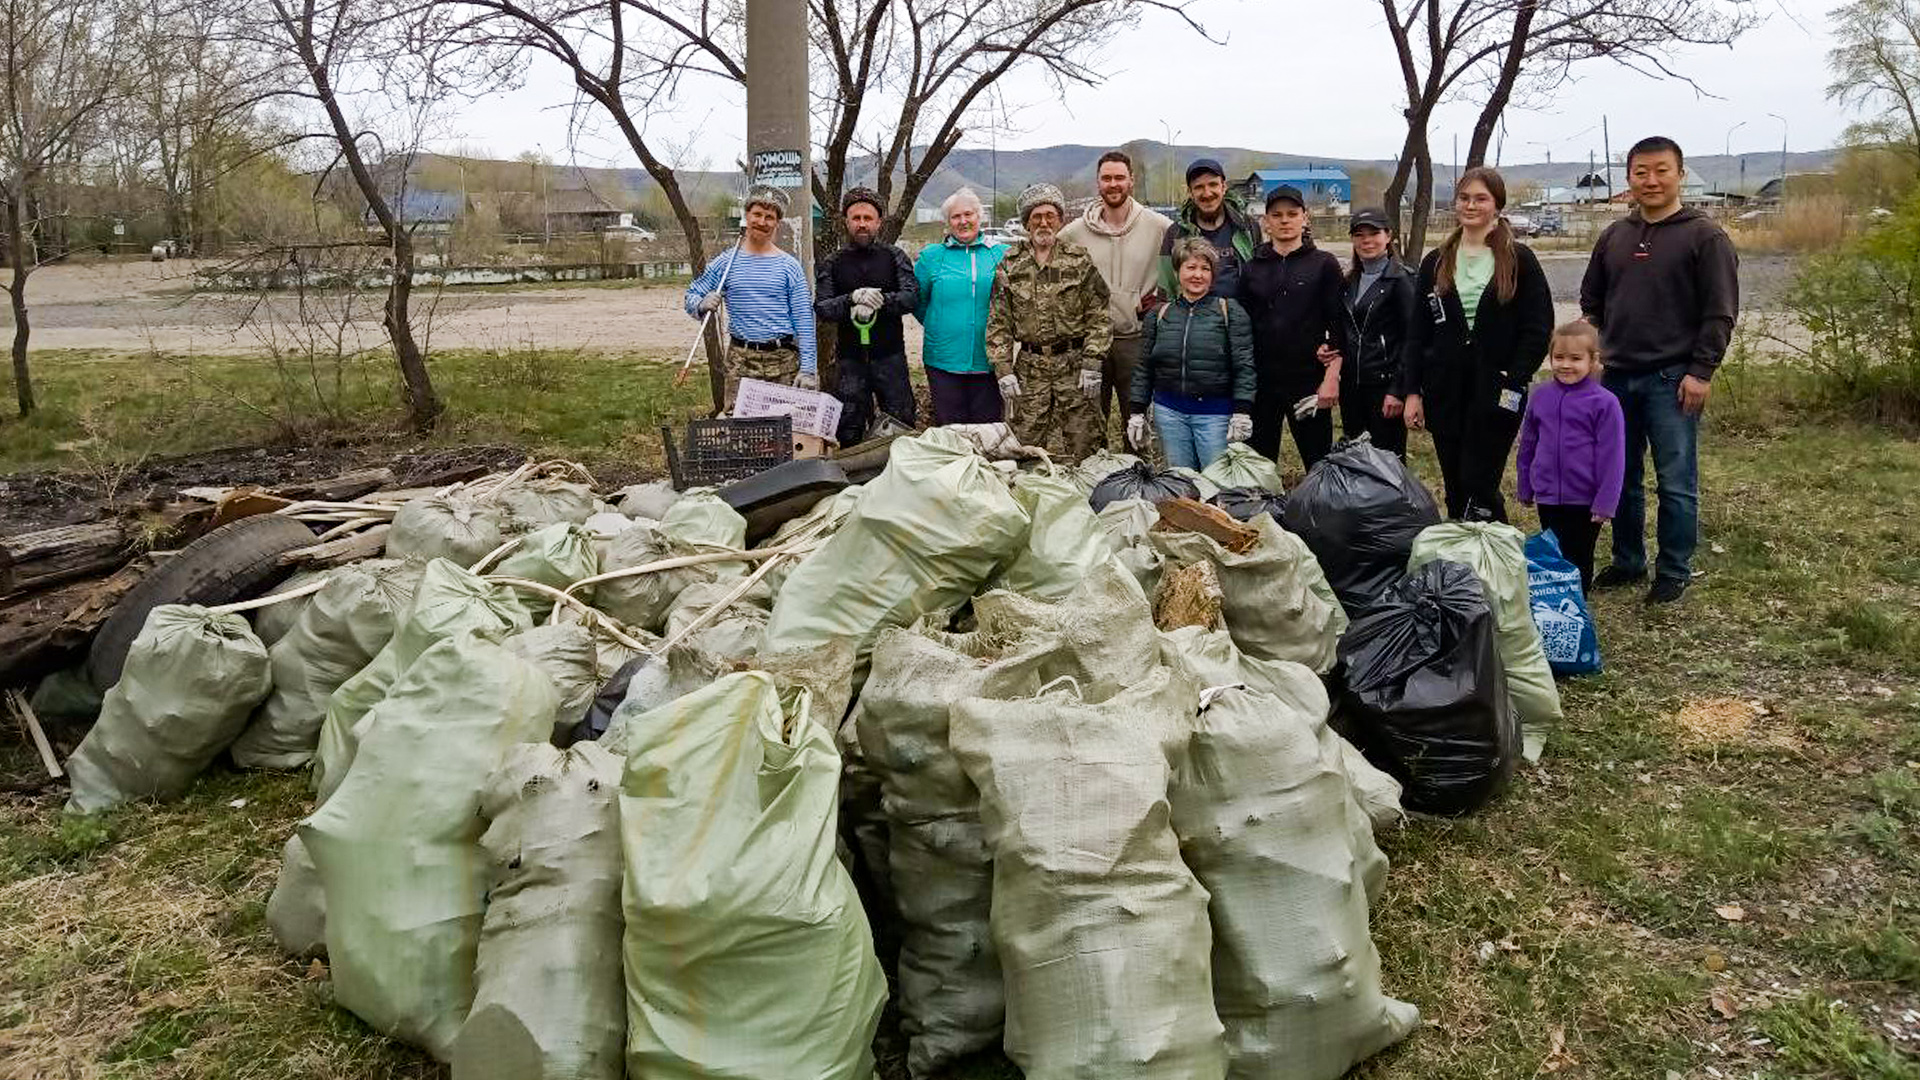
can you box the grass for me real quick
[0,344,713,480]
[2,366,1918,1078]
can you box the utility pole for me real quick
[746,0,811,273]
[1768,112,1788,196]
[1602,115,1613,202]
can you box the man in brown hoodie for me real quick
[1061,150,1173,434]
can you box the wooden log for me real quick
[0,554,166,687]
[0,521,133,598]
[273,467,396,503]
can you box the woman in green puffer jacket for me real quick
[1126,237,1257,470]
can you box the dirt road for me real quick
[3,251,1798,357]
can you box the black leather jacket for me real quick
[1343,256,1418,394]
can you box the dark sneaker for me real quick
[1592,565,1647,590]
[1646,578,1689,605]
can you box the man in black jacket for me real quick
[1580,136,1739,604]
[1238,185,1350,469]
[815,187,919,446]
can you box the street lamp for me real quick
[1724,121,1746,193]
[1160,120,1182,208]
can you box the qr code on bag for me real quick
[1532,600,1586,664]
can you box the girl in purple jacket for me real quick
[1517,321,1626,591]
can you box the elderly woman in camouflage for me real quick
[984,183,1113,462]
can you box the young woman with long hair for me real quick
[1403,166,1555,520]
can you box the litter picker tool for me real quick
[675,232,747,388]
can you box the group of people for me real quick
[683,135,1737,605]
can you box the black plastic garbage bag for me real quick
[1334,560,1519,817]
[1088,462,1201,512]
[565,655,649,746]
[1284,437,1441,614]
[1209,486,1287,524]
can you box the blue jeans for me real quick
[1604,365,1700,583]
[1153,404,1230,471]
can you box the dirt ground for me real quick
[1,259,705,356]
[1,251,1801,357]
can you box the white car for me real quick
[979,228,1019,246]
[1503,212,1540,237]
[605,224,658,241]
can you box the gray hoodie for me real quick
[1061,198,1174,337]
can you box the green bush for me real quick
[1785,192,1920,425]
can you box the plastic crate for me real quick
[662,416,794,490]
[732,378,844,439]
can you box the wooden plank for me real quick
[211,489,296,528]
[6,689,63,779]
[1153,498,1260,554]
[280,523,390,568]
[273,467,396,503]
[0,521,133,597]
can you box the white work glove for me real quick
[1227,412,1252,443]
[1079,367,1102,400]
[696,291,723,314]
[998,373,1022,400]
[1292,394,1321,421]
[1126,413,1148,450]
[851,287,884,309]
[851,301,877,323]
[796,371,819,391]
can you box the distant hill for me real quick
[405,142,1840,214]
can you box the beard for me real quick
[1028,226,1057,247]
[848,225,878,246]
[1102,189,1129,207]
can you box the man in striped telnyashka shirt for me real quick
[684,186,819,411]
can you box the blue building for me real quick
[1238,167,1353,213]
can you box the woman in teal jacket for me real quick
[914,187,1008,424]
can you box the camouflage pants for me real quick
[722,343,801,411]
[1008,347,1103,463]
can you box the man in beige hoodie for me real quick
[1061,150,1173,436]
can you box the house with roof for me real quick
[1237,166,1352,215]
[1754,173,1837,204]
[370,188,463,234]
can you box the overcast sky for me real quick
[438,0,1841,174]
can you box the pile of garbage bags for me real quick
[40,430,1602,1078]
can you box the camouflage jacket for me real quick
[984,238,1113,377]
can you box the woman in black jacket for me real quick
[1339,207,1417,459]
[1404,167,1554,520]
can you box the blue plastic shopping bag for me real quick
[1525,530,1602,676]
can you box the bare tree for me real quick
[433,0,743,405]
[806,0,1212,261]
[126,3,295,254]
[233,0,464,431]
[1829,0,1920,164]
[1379,0,1756,257]
[0,0,138,417]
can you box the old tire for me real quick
[85,514,318,692]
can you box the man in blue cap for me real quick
[1157,157,1260,301]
